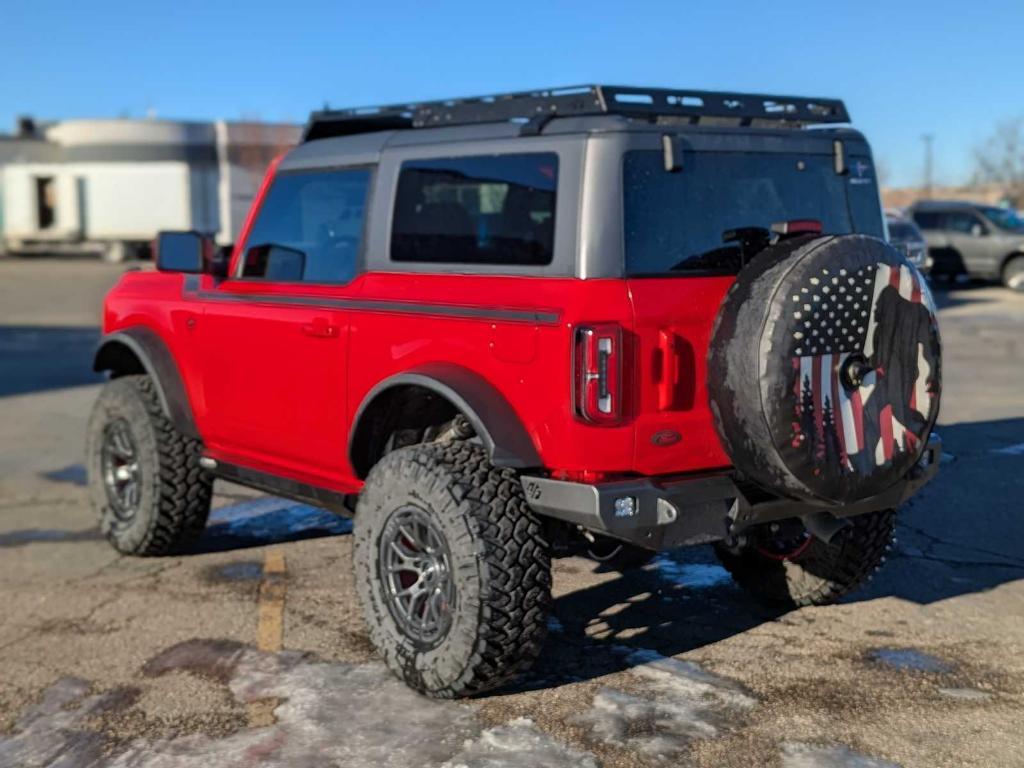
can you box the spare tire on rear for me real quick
[707,234,941,505]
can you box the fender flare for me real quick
[93,327,199,439]
[348,363,542,478]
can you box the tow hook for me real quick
[801,511,851,544]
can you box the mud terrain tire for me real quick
[87,375,212,555]
[354,441,551,698]
[714,509,895,607]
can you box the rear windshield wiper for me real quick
[666,219,824,273]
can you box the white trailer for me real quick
[0,119,299,260]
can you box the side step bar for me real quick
[200,458,354,516]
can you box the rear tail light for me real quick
[574,324,623,425]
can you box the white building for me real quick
[0,117,299,260]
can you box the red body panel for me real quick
[102,268,734,490]
[626,277,735,475]
[101,164,735,493]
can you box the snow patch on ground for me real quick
[443,718,598,768]
[6,641,602,768]
[651,556,733,590]
[111,647,477,767]
[0,677,112,767]
[571,646,754,761]
[781,742,900,768]
[5,640,761,767]
[938,687,992,701]
[868,648,953,674]
[991,442,1024,456]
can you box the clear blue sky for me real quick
[3,0,1020,187]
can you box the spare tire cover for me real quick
[707,234,941,505]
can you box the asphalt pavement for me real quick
[1,257,1022,768]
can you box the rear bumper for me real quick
[521,435,941,551]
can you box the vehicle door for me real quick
[193,167,371,483]
[945,210,999,278]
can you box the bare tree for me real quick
[974,118,1024,206]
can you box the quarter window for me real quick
[242,169,370,283]
[390,153,558,266]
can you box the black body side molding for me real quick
[349,363,543,478]
[205,460,352,515]
[93,327,199,439]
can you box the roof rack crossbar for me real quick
[302,85,850,142]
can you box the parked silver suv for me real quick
[909,200,1024,290]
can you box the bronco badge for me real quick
[651,429,682,447]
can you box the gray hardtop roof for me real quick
[278,115,867,172]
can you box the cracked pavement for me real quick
[1,258,1023,767]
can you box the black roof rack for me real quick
[303,85,850,142]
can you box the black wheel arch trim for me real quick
[93,327,199,439]
[349,363,543,478]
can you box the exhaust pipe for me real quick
[801,511,851,544]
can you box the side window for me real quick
[946,211,983,234]
[912,211,944,230]
[390,153,558,266]
[242,169,370,283]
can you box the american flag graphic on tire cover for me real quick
[790,261,938,475]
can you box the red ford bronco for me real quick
[88,86,942,698]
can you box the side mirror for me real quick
[210,246,232,278]
[971,223,986,237]
[156,231,215,273]
[242,244,306,282]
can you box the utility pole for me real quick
[921,134,934,199]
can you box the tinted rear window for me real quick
[623,150,884,275]
[912,211,944,230]
[391,153,557,266]
[887,220,922,241]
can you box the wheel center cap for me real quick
[840,353,872,391]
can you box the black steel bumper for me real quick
[521,435,941,551]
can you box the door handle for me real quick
[302,319,339,338]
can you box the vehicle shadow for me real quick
[513,415,1024,693]
[516,554,780,693]
[187,496,352,554]
[0,325,103,397]
[107,415,1022,694]
[928,277,1001,311]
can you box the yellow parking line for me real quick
[257,548,287,652]
[250,548,286,727]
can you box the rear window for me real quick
[886,220,922,241]
[391,153,557,266]
[912,211,944,230]
[623,150,884,276]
